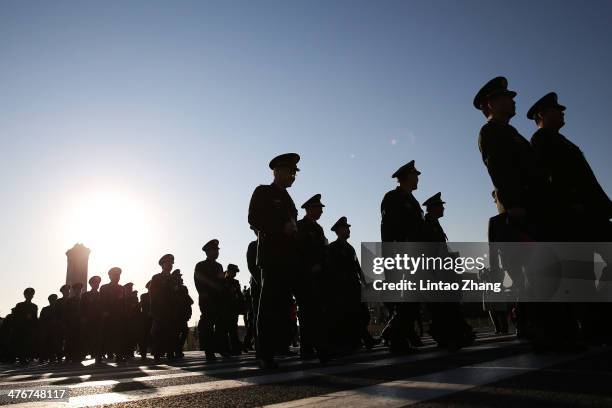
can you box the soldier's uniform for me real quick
[326,217,368,350]
[194,241,225,359]
[54,285,71,362]
[246,237,260,353]
[80,277,102,362]
[38,294,59,362]
[65,283,84,362]
[138,283,152,360]
[296,194,329,357]
[380,161,425,352]
[219,264,244,355]
[14,288,38,363]
[171,270,193,358]
[248,153,330,366]
[123,283,139,359]
[528,92,612,344]
[422,193,473,350]
[100,268,126,361]
[150,255,177,360]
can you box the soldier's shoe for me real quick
[205,352,217,362]
[258,358,279,369]
[153,354,162,363]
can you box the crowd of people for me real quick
[1,76,610,369]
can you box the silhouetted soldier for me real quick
[54,284,71,362]
[80,276,102,364]
[65,282,84,362]
[38,294,59,363]
[171,269,193,358]
[246,229,261,354]
[422,192,473,350]
[380,160,425,353]
[219,264,244,355]
[474,76,550,238]
[528,92,612,343]
[195,240,225,361]
[123,282,139,360]
[150,254,177,361]
[0,308,16,363]
[100,267,126,362]
[249,153,330,368]
[138,281,152,360]
[326,217,376,351]
[14,288,38,364]
[295,193,328,358]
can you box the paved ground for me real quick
[1,333,610,407]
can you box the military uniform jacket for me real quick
[149,272,174,322]
[380,187,425,242]
[531,128,612,220]
[194,260,224,308]
[326,239,363,296]
[223,278,245,314]
[14,301,38,330]
[172,284,193,322]
[423,214,448,243]
[100,282,125,319]
[248,183,299,267]
[80,290,101,324]
[297,217,328,272]
[479,120,546,210]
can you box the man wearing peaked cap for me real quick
[195,238,225,361]
[150,253,177,361]
[529,92,611,257]
[422,192,445,208]
[202,239,220,252]
[220,263,244,355]
[249,152,331,368]
[14,287,38,363]
[422,192,448,242]
[380,159,426,353]
[296,193,328,359]
[474,76,549,233]
[100,266,126,362]
[81,274,103,364]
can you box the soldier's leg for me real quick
[257,266,290,363]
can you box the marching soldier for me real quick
[380,160,425,353]
[14,288,38,364]
[38,294,59,362]
[54,284,71,362]
[80,276,103,363]
[326,217,376,351]
[248,153,330,368]
[474,76,550,239]
[422,193,473,350]
[220,264,244,355]
[296,193,328,358]
[65,282,84,362]
[194,240,225,361]
[100,267,126,362]
[123,282,139,360]
[528,92,612,343]
[150,254,177,361]
[171,269,193,358]
[138,281,152,360]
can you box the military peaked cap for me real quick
[422,192,446,207]
[202,239,220,252]
[269,153,300,171]
[301,193,325,209]
[392,160,421,179]
[527,92,566,120]
[331,216,351,232]
[158,253,175,266]
[473,76,517,110]
[227,264,240,273]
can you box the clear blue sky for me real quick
[1,1,611,322]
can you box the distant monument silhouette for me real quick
[66,243,90,288]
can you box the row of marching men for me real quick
[0,266,196,365]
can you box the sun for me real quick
[62,190,157,278]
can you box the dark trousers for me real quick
[198,306,220,354]
[257,265,328,361]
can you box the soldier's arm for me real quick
[479,127,525,209]
[381,193,400,241]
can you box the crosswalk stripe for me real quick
[4,340,520,407]
[262,347,606,408]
